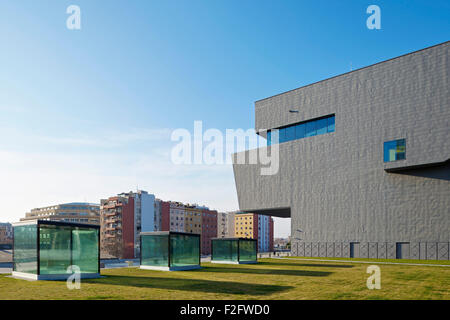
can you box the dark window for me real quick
[285,126,296,141]
[327,116,335,132]
[279,128,287,143]
[295,123,306,139]
[266,114,335,146]
[305,121,317,137]
[316,118,328,135]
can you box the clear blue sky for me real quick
[0,0,449,237]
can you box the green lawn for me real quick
[284,256,450,265]
[0,258,449,300]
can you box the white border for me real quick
[140,265,201,271]
[11,271,100,281]
[211,260,257,264]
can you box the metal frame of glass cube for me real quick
[211,238,258,264]
[140,231,201,271]
[12,220,100,281]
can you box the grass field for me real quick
[0,258,449,300]
[284,256,450,265]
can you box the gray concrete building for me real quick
[233,41,450,260]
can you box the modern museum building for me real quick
[233,41,449,260]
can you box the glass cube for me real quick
[12,220,100,280]
[140,231,200,271]
[211,238,257,264]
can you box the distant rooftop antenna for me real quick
[350,61,353,71]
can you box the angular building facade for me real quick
[233,42,450,260]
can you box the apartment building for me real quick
[235,213,258,239]
[217,212,235,238]
[118,190,156,257]
[234,213,274,252]
[101,190,157,258]
[100,195,134,259]
[159,201,217,255]
[0,223,12,248]
[166,201,187,233]
[201,207,217,255]
[154,199,163,231]
[258,214,274,252]
[184,206,202,234]
[21,203,100,225]
[158,199,170,231]
[233,41,450,259]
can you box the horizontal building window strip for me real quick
[267,114,335,146]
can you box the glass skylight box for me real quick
[211,238,257,264]
[12,220,100,280]
[140,231,201,271]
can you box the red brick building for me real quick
[201,209,217,255]
[100,195,135,259]
[160,200,170,231]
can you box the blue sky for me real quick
[0,1,449,237]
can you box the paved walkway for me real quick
[274,257,450,267]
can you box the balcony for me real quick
[103,211,119,217]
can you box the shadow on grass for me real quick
[201,266,333,277]
[257,261,354,269]
[85,275,293,295]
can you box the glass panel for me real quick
[141,234,169,267]
[212,239,238,262]
[266,131,271,146]
[239,239,257,262]
[384,139,405,162]
[327,116,335,132]
[396,139,406,160]
[72,228,99,273]
[305,121,317,137]
[39,225,71,274]
[170,233,199,267]
[278,128,287,143]
[285,126,296,142]
[270,129,280,145]
[295,123,306,139]
[384,141,394,162]
[316,118,328,135]
[13,225,37,274]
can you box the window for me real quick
[327,116,335,132]
[295,123,306,139]
[279,128,287,143]
[305,121,316,137]
[316,118,328,135]
[267,114,334,145]
[384,139,406,162]
[285,126,296,141]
